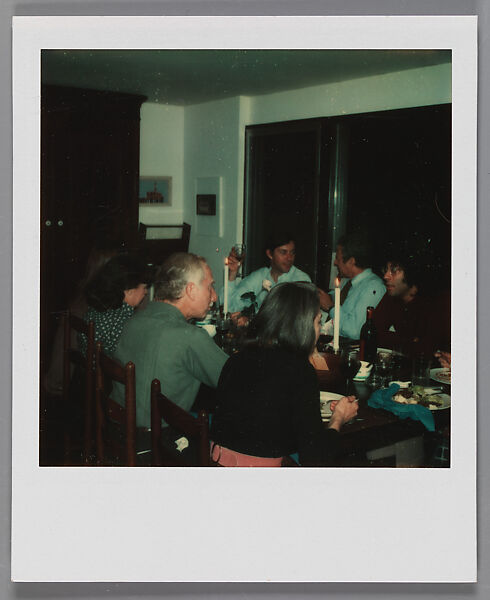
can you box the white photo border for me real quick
[12,16,477,583]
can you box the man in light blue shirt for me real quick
[221,233,312,315]
[319,232,386,340]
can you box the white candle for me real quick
[333,277,341,352]
[224,258,229,315]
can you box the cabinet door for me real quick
[40,86,145,372]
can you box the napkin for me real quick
[202,324,217,337]
[353,363,373,380]
[368,384,435,431]
[175,436,189,452]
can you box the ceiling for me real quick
[41,49,451,106]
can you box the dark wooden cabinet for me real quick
[40,85,147,372]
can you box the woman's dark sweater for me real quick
[210,346,340,466]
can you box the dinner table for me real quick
[314,339,451,467]
[204,325,450,468]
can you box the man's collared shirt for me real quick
[113,302,228,428]
[220,264,312,313]
[328,268,386,340]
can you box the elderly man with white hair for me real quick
[113,252,228,430]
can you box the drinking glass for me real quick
[214,312,230,347]
[390,349,404,381]
[344,349,361,395]
[345,349,361,378]
[371,353,391,389]
[233,243,246,277]
[412,354,431,387]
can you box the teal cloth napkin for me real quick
[368,384,435,431]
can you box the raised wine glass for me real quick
[232,243,246,278]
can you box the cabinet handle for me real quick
[57,220,63,227]
[45,220,51,227]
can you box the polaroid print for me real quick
[12,16,476,582]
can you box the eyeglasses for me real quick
[381,265,402,276]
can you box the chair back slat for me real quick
[67,348,87,368]
[98,351,127,385]
[95,342,137,466]
[150,379,209,467]
[62,310,95,464]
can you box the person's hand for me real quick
[227,248,242,282]
[328,395,358,431]
[230,311,249,328]
[434,350,451,369]
[318,287,333,311]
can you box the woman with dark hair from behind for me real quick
[78,253,151,357]
[210,282,358,467]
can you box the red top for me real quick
[373,291,450,356]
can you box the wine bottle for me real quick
[359,306,377,363]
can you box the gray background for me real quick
[1,0,487,597]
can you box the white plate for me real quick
[319,391,343,420]
[430,367,451,385]
[427,393,451,411]
[393,390,451,411]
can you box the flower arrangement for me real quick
[240,291,258,318]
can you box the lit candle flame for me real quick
[225,257,229,265]
[335,277,341,287]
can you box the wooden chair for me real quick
[137,222,191,265]
[95,342,138,466]
[150,379,210,467]
[62,311,95,465]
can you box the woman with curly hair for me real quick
[79,253,151,357]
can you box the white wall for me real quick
[137,63,451,283]
[139,102,184,226]
[250,63,451,124]
[183,95,252,284]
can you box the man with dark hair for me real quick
[373,247,450,356]
[222,232,311,314]
[113,252,228,429]
[319,231,385,340]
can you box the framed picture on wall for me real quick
[139,176,172,205]
[196,193,217,215]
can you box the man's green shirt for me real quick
[113,302,228,428]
